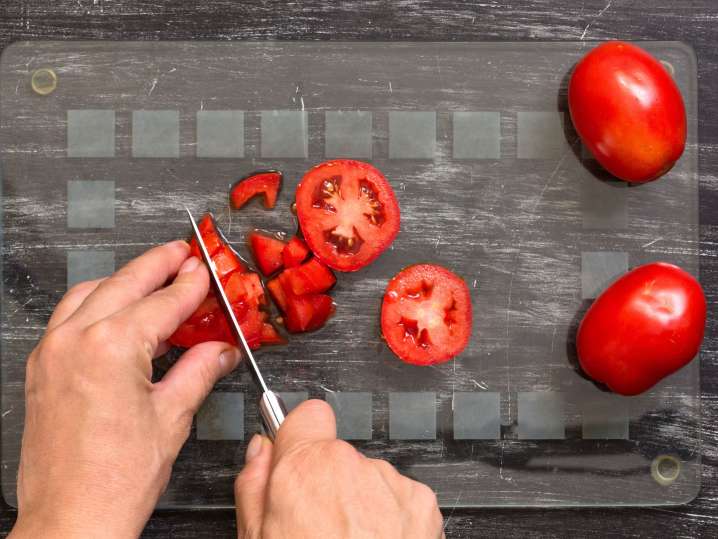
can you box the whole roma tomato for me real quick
[577,263,706,396]
[568,41,686,183]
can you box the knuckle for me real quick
[415,482,440,509]
[64,280,96,300]
[83,320,116,348]
[324,439,359,463]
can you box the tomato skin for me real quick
[381,264,472,366]
[230,170,282,210]
[577,263,706,395]
[295,159,400,272]
[568,41,686,183]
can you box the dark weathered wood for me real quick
[0,1,716,537]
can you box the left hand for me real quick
[10,241,241,539]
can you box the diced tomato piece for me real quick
[190,214,224,259]
[260,322,286,345]
[266,277,288,313]
[214,244,246,284]
[284,293,334,333]
[281,258,336,296]
[230,170,283,210]
[249,231,286,276]
[282,236,310,268]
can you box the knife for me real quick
[184,207,287,440]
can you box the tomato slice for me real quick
[381,264,472,366]
[230,170,283,210]
[266,277,288,313]
[248,231,285,276]
[280,257,336,296]
[282,236,310,268]
[214,244,246,284]
[295,160,400,272]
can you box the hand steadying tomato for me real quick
[381,264,472,366]
[169,213,283,349]
[569,41,686,183]
[295,159,400,272]
[230,170,282,210]
[577,263,705,396]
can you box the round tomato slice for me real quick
[381,264,472,366]
[295,160,400,272]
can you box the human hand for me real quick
[10,241,241,539]
[235,400,444,539]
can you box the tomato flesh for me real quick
[169,213,279,350]
[381,264,472,366]
[282,236,310,268]
[295,160,400,271]
[577,262,705,395]
[249,231,285,276]
[284,293,334,333]
[230,170,283,210]
[281,257,336,296]
[568,41,686,183]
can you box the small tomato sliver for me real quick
[296,159,400,272]
[381,264,472,366]
[230,170,283,210]
[568,41,686,183]
[577,262,706,395]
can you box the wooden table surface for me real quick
[0,1,716,537]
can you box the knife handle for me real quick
[259,390,287,441]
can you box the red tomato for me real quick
[282,236,310,268]
[284,293,335,333]
[577,263,706,395]
[169,213,279,350]
[381,264,472,366]
[281,257,336,296]
[295,160,400,272]
[568,41,686,183]
[248,231,285,276]
[230,170,282,210]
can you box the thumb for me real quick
[155,341,241,417]
[272,399,337,463]
[235,434,273,538]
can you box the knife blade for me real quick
[183,207,286,440]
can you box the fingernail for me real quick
[218,347,241,375]
[178,256,201,275]
[245,434,264,463]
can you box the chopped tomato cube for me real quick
[282,236,310,268]
[249,231,286,276]
[267,277,288,313]
[230,170,283,210]
[260,322,286,345]
[214,244,246,284]
[281,258,336,296]
[284,293,334,333]
[190,214,224,258]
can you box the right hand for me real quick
[234,400,445,539]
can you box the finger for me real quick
[46,278,105,331]
[108,257,210,354]
[69,240,190,327]
[235,434,273,538]
[272,399,337,463]
[154,341,241,418]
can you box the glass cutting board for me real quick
[0,41,699,508]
